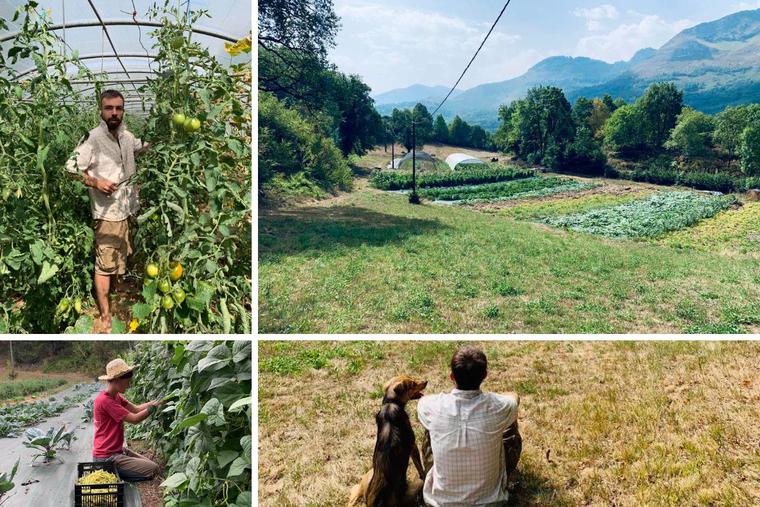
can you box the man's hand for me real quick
[94,178,118,196]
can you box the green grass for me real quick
[259,189,760,333]
[0,378,67,402]
[498,191,652,220]
[370,166,534,190]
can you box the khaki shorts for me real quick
[94,218,134,276]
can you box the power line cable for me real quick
[427,0,513,119]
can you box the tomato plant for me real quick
[129,2,252,334]
[126,341,252,507]
[0,3,99,333]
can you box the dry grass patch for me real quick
[258,341,760,506]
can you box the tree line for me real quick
[258,0,385,198]
[380,104,496,152]
[495,82,760,179]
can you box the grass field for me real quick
[259,146,760,333]
[258,341,760,506]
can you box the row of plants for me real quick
[420,176,595,202]
[125,341,251,507]
[0,377,66,401]
[608,166,760,194]
[370,166,534,190]
[543,191,736,238]
[0,383,99,437]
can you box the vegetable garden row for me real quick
[0,1,252,333]
[372,163,748,241]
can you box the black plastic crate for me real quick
[74,461,125,507]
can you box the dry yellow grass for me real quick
[258,341,760,506]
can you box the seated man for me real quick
[92,358,165,481]
[417,346,521,506]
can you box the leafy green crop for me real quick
[0,459,19,503]
[126,341,251,506]
[0,377,67,401]
[370,166,534,190]
[23,426,76,464]
[421,177,596,202]
[544,191,736,238]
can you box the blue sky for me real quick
[329,1,760,95]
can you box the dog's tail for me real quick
[348,483,362,506]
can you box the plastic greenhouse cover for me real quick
[0,0,251,101]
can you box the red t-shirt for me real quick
[93,391,131,458]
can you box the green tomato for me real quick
[169,35,185,50]
[172,287,186,305]
[190,118,201,132]
[161,294,175,311]
[172,113,186,127]
[56,298,70,315]
[73,298,82,314]
[183,118,194,132]
[146,263,159,279]
[158,280,172,294]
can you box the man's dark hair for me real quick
[450,346,487,390]
[100,89,124,106]
[116,370,133,380]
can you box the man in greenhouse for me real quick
[65,90,150,333]
[93,358,164,481]
[417,346,522,505]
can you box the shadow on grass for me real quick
[259,205,446,257]
[508,463,575,507]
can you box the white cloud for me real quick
[732,1,760,10]
[574,14,692,62]
[331,1,523,94]
[572,4,619,31]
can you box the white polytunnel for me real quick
[387,150,434,168]
[445,153,486,170]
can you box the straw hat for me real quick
[98,358,140,381]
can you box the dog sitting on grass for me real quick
[349,375,428,507]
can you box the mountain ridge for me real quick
[375,8,760,130]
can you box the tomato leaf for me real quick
[74,315,94,334]
[132,303,152,320]
[37,261,59,284]
[111,318,126,334]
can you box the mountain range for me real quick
[373,8,760,130]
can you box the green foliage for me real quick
[713,105,760,157]
[544,191,735,238]
[503,86,575,165]
[665,108,715,157]
[433,114,449,144]
[562,126,607,174]
[23,426,75,463]
[420,177,595,202]
[259,92,351,192]
[81,399,94,423]
[390,108,415,150]
[412,103,434,147]
[0,378,66,401]
[739,123,760,175]
[126,341,251,506]
[448,115,472,146]
[603,104,646,154]
[638,82,684,148]
[370,166,534,190]
[0,384,98,437]
[0,3,98,332]
[325,73,383,156]
[0,459,19,502]
[132,3,251,333]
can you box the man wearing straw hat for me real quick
[93,358,163,481]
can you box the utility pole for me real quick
[409,119,420,204]
[9,341,15,379]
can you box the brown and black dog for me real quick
[349,375,428,507]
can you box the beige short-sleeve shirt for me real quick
[66,119,145,221]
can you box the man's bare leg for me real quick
[94,272,112,332]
